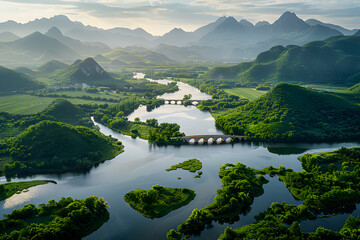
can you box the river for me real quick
[0,74,359,239]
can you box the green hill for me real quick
[0,120,123,176]
[50,57,127,88]
[0,66,41,92]
[208,36,360,86]
[37,60,69,74]
[216,83,360,142]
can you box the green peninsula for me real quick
[0,180,56,201]
[124,185,196,218]
[0,120,123,176]
[0,196,109,240]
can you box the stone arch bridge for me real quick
[176,135,247,145]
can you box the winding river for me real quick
[0,73,359,239]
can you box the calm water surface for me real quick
[0,74,359,239]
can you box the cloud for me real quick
[0,0,359,34]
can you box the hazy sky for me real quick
[0,0,359,35]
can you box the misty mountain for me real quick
[37,60,70,74]
[45,27,111,56]
[64,27,153,48]
[270,11,310,35]
[154,28,195,47]
[0,15,87,37]
[0,32,79,66]
[355,30,360,36]
[0,32,19,42]
[306,19,358,35]
[207,35,360,86]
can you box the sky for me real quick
[0,0,359,35]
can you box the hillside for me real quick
[0,120,123,176]
[216,83,360,142]
[36,60,69,74]
[349,82,360,93]
[207,35,360,86]
[0,66,41,92]
[0,32,19,42]
[51,57,121,87]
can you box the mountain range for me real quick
[0,12,358,62]
[207,35,360,86]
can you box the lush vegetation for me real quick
[216,83,360,142]
[0,180,56,201]
[0,120,123,176]
[278,147,360,213]
[0,66,41,93]
[167,163,269,238]
[218,205,360,240]
[166,159,202,177]
[207,36,360,86]
[124,185,196,218]
[0,196,109,240]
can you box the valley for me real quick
[0,7,360,240]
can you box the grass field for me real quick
[225,88,267,101]
[46,90,122,100]
[0,94,113,115]
[303,85,349,93]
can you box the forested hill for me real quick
[0,120,123,176]
[0,66,41,92]
[216,83,360,142]
[207,35,360,86]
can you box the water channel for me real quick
[0,73,359,239]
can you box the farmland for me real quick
[225,88,267,101]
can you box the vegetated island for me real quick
[167,163,269,239]
[94,98,184,145]
[266,147,360,214]
[124,185,196,218]
[216,83,360,142]
[0,180,56,201]
[218,202,360,240]
[0,120,123,176]
[166,159,203,178]
[0,196,109,240]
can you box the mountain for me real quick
[0,15,87,37]
[306,19,358,35]
[2,32,79,65]
[270,11,310,34]
[37,60,69,74]
[50,57,120,87]
[216,83,360,142]
[45,27,111,56]
[355,30,360,36]
[100,47,172,66]
[192,16,227,39]
[207,35,360,85]
[0,32,19,42]
[65,27,152,48]
[292,25,343,44]
[154,28,195,47]
[0,66,41,92]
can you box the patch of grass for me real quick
[0,94,114,115]
[166,159,202,173]
[224,88,267,101]
[0,180,56,201]
[124,185,196,218]
[304,84,349,93]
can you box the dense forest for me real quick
[0,196,109,240]
[216,83,360,142]
[0,120,123,176]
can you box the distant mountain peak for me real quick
[271,11,309,33]
[46,26,63,37]
[51,15,71,22]
[240,19,254,28]
[255,21,270,27]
